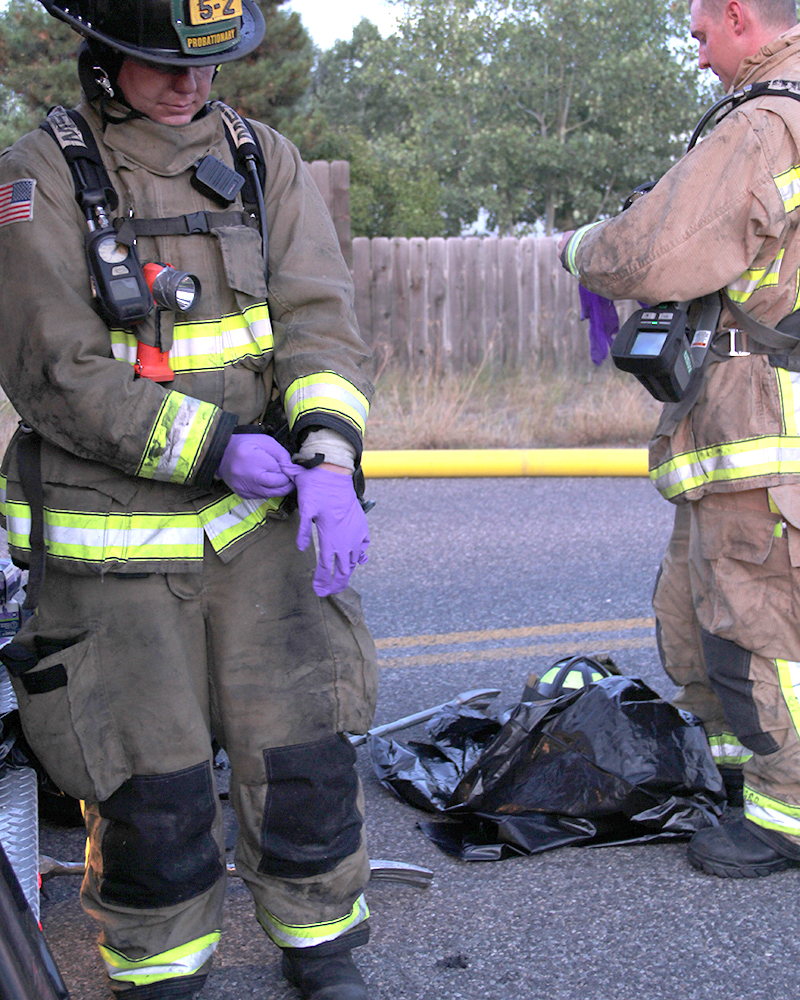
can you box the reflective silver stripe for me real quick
[110,304,272,373]
[100,933,220,985]
[708,736,752,764]
[775,165,800,213]
[2,496,276,565]
[651,439,800,498]
[138,393,216,483]
[564,221,604,276]
[257,894,369,949]
[744,786,800,837]
[284,375,369,434]
[776,367,800,436]
[727,250,784,303]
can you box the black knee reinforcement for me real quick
[259,734,362,879]
[700,630,780,756]
[98,762,221,907]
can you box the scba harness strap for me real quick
[39,101,267,251]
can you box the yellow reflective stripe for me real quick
[775,165,800,213]
[776,658,800,735]
[285,373,369,436]
[726,250,784,303]
[564,221,604,277]
[4,498,31,554]
[775,367,800,437]
[3,499,204,563]
[2,496,278,565]
[110,303,273,373]
[707,733,752,765]
[170,304,272,373]
[257,895,369,949]
[100,932,220,985]
[198,491,281,552]
[650,434,800,498]
[744,785,800,837]
[137,393,217,483]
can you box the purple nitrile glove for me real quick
[579,285,619,365]
[217,434,302,499]
[295,466,369,597]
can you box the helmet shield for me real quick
[39,0,266,65]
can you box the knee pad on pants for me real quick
[98,762,221,907]
[259,734,361,879]
[700,630,780,757]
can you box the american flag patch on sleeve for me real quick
[0,179,36,229]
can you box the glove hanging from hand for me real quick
[295,466,369,597]
[217,434,302,499]
[579,285,619,365]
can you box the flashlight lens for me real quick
[150,268,201,313]
[174,276,197,312]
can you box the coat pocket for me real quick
[1,627,132,802]
[213,225,268,299]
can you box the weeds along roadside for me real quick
[364,365,661,451]
[0,367,660,457]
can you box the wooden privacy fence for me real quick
[351,235,637,377]
[305,160,352,269]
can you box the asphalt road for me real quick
[36,478,800,1000]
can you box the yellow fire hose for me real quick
[361,449,649,478]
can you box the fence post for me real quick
[428,238,448,373]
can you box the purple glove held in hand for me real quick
[295,467,369,597]
[579,285,619,365]
[217,434,302,499]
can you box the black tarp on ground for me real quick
[369,676,725,861]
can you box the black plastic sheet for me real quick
[369,676,725,860]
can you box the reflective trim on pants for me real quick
[256,894,369,949]
[745,786,800,839]
[708,732,754,767]
[99,932,220,986]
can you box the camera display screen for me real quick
[110,277,143,303]
[631,331,668,356]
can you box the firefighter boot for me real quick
[281,947,367,1000]
[688,818,800,878]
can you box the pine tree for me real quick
[0,0,314,148]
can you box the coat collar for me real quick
[733,22,800,89]
[79,99,225,177]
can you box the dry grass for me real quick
[364,365,662,450]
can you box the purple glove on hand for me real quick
[217,434,301,499]
[295,467,369,597]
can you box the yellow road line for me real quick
[376,617,655,651]
[379,637,656,670]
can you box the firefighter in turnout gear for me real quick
[0,2,378,997]
[561,0,800,879]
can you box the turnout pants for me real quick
[654,490,800,854]
[6,513,378,995]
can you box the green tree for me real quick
[310,0,705,236]
[0,0,81,144]
[210,0,314,130]
[0,0,314,147]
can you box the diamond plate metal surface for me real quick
[0,766,40,921]
[0,660,17,716]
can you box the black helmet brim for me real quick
[40,0,266,66]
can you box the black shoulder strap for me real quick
[688,80,800,150]
[213,102,266,213]
[39,106,119,215]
